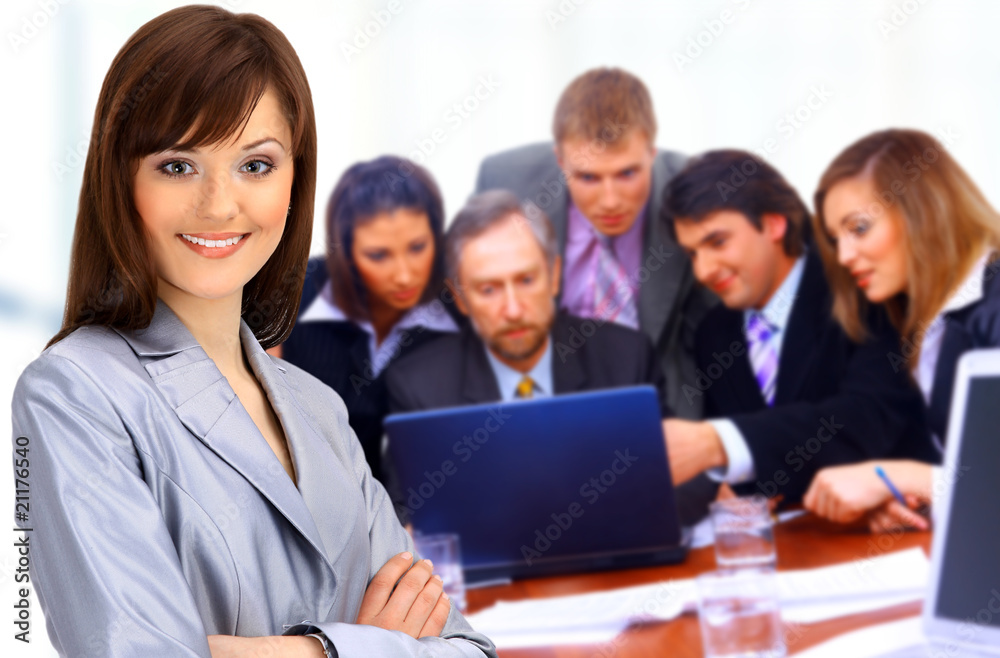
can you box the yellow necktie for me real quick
[516,376,535,399]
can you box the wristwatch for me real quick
[306,632,334,658]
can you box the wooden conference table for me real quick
[465,514,930,657]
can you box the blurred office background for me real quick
[1,1,997,654]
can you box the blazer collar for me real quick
[773,249,827,403]
[113,301,340,573]
[461,328,504,404]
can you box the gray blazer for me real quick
[474,142,717,419]
[11,302,496,657]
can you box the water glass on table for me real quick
[710,495,776,570]
[697,569,786,658]
[413,532,467,612]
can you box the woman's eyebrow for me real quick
[241,137,287,152]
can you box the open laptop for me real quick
[384,385,687,584]
[880,348,1000,656]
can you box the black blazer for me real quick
[926,256,1000,440]
[386,312,667,414]
[693,250,938,504]
[282,257,455,483]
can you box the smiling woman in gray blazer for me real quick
[11,6,494,658]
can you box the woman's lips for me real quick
[179,232,249,259]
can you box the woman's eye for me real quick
[240,160,273,176]
[363,251,388,262]
[161,161,194,177]
[409,241,427,254]
[851,221,871,237]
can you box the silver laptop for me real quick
[881,348,1000,656]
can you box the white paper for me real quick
[791,616,924,657]
[467,548,929,649]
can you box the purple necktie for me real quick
[593,237,639,330]
[746,312,778,405]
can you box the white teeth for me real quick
[181,234,244,248]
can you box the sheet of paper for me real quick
[466,547,929,649]
[791,616,924,657]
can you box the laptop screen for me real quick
[934,375,1000,625]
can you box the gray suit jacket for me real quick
[474,142,717,419]
[11,302,496,657]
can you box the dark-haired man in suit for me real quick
[660,150,937,505]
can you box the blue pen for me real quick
[875,466,908,506]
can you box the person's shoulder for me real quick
[556,313,651,353]
[13,325,144,417]
[480,142,556,169]
[387,331,465,381]
[652,147,689,178]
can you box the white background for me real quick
[0,0,996,655]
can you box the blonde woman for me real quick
[803,128,1000,531]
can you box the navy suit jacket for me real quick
[693,250,939,504]
[925,255,1000,440]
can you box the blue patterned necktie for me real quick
[593,236,639,329]
[746,312,778,405]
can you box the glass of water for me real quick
[413,532,466,612]
[697,569,786,658]
[710,495,776,570]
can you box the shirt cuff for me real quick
[706,419,756,484]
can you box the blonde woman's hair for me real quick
[813,128,1000,367]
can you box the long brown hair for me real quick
[813,129,1000,361]
[50,5,317,349]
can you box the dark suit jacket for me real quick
[386,312,666,414]
[475,143,718,419]
[282,257,454,483]
[694,251,939,504]
[926,256,1000,440]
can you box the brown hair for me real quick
[813,129,1000,357]
[50,5,316,349]
[326,156,446,321]
[552,67,656,146]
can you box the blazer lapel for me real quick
[639,154,688,344]
[713,308,767,410]
[461,330,504,404]
[774,252,826,404]
[242,323,362,570]
[551,314,588,394]
[929,319,973,439]
[116,302,333,569]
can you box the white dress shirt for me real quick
[484,339,554,401]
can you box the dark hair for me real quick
[51,5,316,349]
[552,67,656,146]
[326,156,446,321]
[661,149,810,257]
[445,190,557,284]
